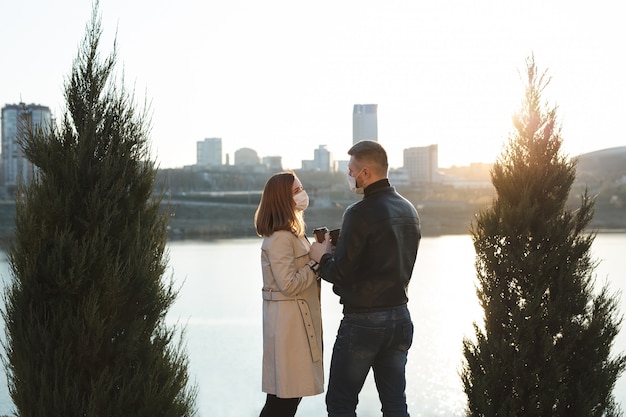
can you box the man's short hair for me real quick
[348,140,389,174]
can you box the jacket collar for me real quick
[364,178,391,197]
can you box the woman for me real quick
[254,171,323,417]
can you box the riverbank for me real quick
[1,197,624,244]
[164,199,483,240]
[151,196,626,240]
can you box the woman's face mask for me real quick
[293,190,309,211]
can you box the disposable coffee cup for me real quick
[313,227,328,243]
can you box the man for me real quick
[309,140,421,417]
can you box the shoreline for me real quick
[0,199,623,244]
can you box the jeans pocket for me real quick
[398,321,414,352]
[348,323,386,360]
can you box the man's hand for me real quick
[309,233,331,262]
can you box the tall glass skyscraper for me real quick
[352,104,378,144]
[1,102,52,192]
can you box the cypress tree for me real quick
[1,6,197,416]
[461,56,625,417]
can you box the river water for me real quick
[0,234,625,416]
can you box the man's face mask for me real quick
[347,169,364,195]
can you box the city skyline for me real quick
[1,1,625,170]
[2,100,622,174]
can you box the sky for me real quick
[1,1,625,170]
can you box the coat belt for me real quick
[261,289,321,362]
[262,289,297,301]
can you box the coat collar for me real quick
[364,178,391,197]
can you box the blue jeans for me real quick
[326,305,414,417]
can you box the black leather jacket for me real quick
[319,179,421,312]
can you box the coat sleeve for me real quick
[319,205,366,287]
[266,233,317,297]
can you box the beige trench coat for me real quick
[260,230,324,398]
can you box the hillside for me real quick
[576,146,626,183]
[570,146,626,231]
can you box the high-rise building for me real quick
[262,156,283,172]
[353,104,378,144]
[301,145,335,172]
[1,102,52,191]
[196,137,222,167]
[403,145,439,184]
[313,145,333,172]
